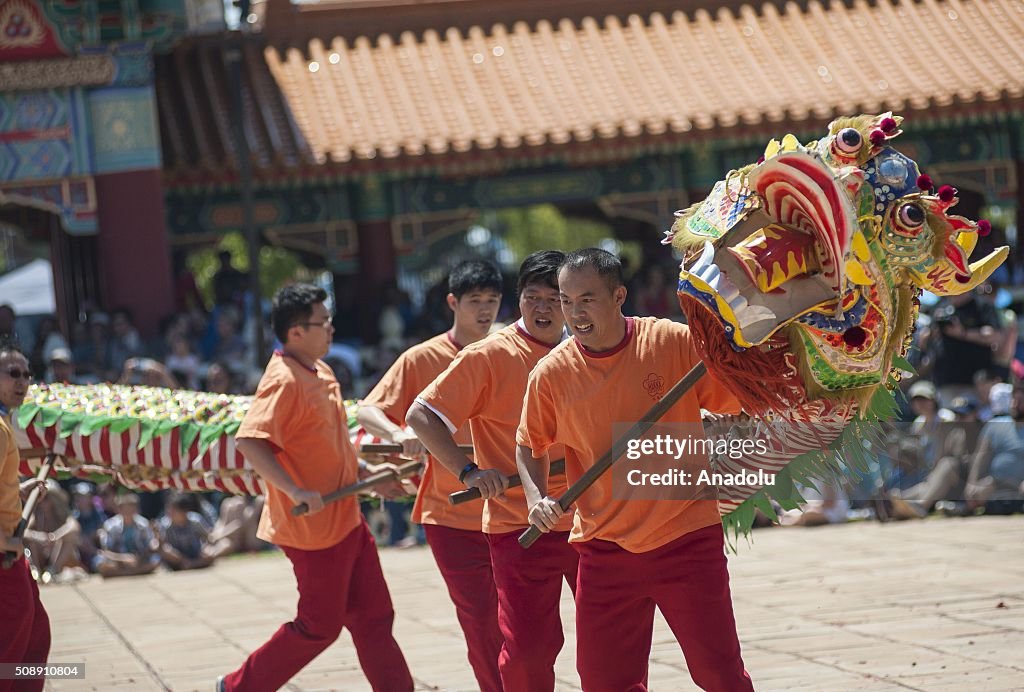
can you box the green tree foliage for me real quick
[495,205,642,268]
[187,232,303,303]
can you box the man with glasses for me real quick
[218,285,412,692]
[0,343,51,691]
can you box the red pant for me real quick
[488,530,578,692]
[0,557,50,692]
[574,525,753,692]
[223,522,412,692]
[423,524,503,692]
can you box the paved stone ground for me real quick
[37,515,1024,691]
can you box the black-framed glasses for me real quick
[3,368,32,381]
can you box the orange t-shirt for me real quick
[361,332,478,530]
[516,316,740,553]
[237,352,361,551]
[417,322,572,534]
[0,412,21,537]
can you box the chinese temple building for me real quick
[3,0,1024,336]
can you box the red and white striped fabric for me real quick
[715,399,855,514]
[12,414,418,496]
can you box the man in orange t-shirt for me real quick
[0,343,50,692]
[358,260,505,692]
[220,284,412,692]
[409,251,578,691]
[517,249,755,692]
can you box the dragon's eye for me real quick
[893,202,926,235]
[835,128,863,155]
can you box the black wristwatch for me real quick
[459,462,479,483]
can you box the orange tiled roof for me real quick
[160,0,1024,181]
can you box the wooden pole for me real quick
[518,362,707,549]
[3,452,57,569]
[449,459,566,505]
[291,459,422,516]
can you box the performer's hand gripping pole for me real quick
[291,444,472,515]
[448,459,566,505]
[3,452,57,569]
[291,459,424,516]
[518,362,707,549]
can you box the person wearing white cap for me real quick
[46,348,77,385]
[908,380,954,466]
[961,383,1024,515]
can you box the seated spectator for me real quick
[97,482,118,517]
[207,495,268,558]
[158,494,214,570]
[204,361,236,394]
[29,317,69,376]
[71,482,106,571]
[212,308,247,365]
[908,380,955,466]
[118,357,179,389]
[165,335,200,390]
[46,348,79,385]
[94,494,160,578]
[107,309,143,378]
[173,491,217,528]
[780,480,850,526]
[973,369,1003,422]
[889,397,983,519]
[22,481,82,583]
[72,312,111,382]
[962,383,1024,515]
[885,437,931,493]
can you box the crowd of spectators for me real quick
[21,483,268,584]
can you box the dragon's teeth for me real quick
[699,263,720,283]
[717,274,740,302]
[689,240,715,274]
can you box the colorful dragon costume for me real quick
[669,113,1008,533]
[12,385,381,495]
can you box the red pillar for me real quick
[357,219,396,288]
[94,170,174,336]
[356,218,397,341]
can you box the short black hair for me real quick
[518,250,565,296]
[560,248,625,290]
[168,494,192,512]
[271,283,328,343]
[448,260,502,298]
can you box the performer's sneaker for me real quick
[215,674,226,692]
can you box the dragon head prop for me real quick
[669,112,1007,410]
[666,114,1008,531]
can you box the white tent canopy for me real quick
[0,258,56,316]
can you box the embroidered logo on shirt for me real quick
[642,373,666,401]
